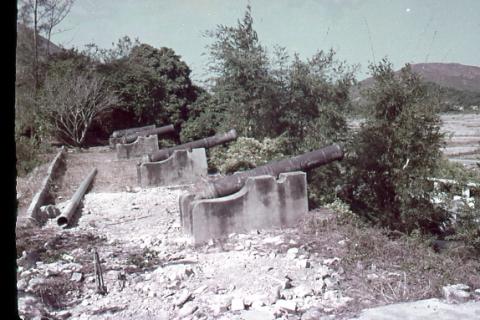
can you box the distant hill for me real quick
[351,62,480,113]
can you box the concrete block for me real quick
[116,135,159,159]
[179,172,308,244]
[137,148,208,187]
[109,125,155,149]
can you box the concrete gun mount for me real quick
[137,148,208,187]
[178,144,344,244]
[116,135,159,159]
[179,172,308,244]
[144,129,238,162]
[109,124,174,149]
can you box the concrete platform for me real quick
[116,135,159,159]
[352,298,480,320]
[179,172,308,244]
[137,148,208,187]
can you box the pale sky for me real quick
[50,0,480,83]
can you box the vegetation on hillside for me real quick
[15,5,480,255]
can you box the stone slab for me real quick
[353,298,480,320]
[179,172,308,244]
[137,148,208,187]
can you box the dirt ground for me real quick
[14,114,480,319]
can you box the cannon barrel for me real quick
[146,129,238,162]
[194,144,344,200]
[57,168,97,227]
[122,124,175,144]
[112,124,156,138]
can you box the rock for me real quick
[275,299,297,313]
[71,272,83,282]
[297,259,311,268]
[324,277,339,289]
[283,276,293,289]
[17,278,28,291]
[262,235,284,245]
[177,302,198,318]
[194,285,208,295]
[27,277,46,291]
[287,248,299,259]
[323,290,353,309]
[175,289,192,307]
[322,257,340,266]
[231,298,245,311]
[269,285,282,305]
[301,307,323,320]
[55,310,72,319]
[212,304,229,315]
[443,284,471,303]
[366,273,379,282]
[475,289,480,296]
[293,284,313,298]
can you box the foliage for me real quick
[209,137,287,174]
[36,70,118,147]
[204,5,276,138]
[180,91,226,142]
[342,59,448,234]
[16,135,43,176]
[100,43,200,137]
[447,204,480,255]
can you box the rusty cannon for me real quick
[179,143,344,244]
[120,124,175,144]
[194,143,344,199]
[109,124,174,148]
[143,129,238,163]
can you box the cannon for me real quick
[179,143,344,244]
[109,124,174,148]
[121,124,175,144]
[144,129,238,162]
[111,124,156,138]
[192,143,344,200]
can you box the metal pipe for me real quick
[146,129,238,162]
[194,144,344,199]
[57,168,97,227]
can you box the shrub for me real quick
[343,60,448,234]
[209,136,287,174]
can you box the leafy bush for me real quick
[342,60,448,234]
[209,136,287,174]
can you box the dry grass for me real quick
[298,208,480,316]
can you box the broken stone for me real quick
[366,273,379,282]
[71,272,83,283]
[177,302,198,318]
[275,299,297,313]
[174,289,192,307]
[443,284,471,304]
[231,298,245,311]
[293,284,313,298]
[301,307,323,320]
[297,259,311,268]
[287,247,299,259]
[322,257,340,266]
[283,277,293,289]
[17,278,28,291]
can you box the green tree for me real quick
[100,44,200,138]
[205,5,277,138]
[343,59,447,234]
